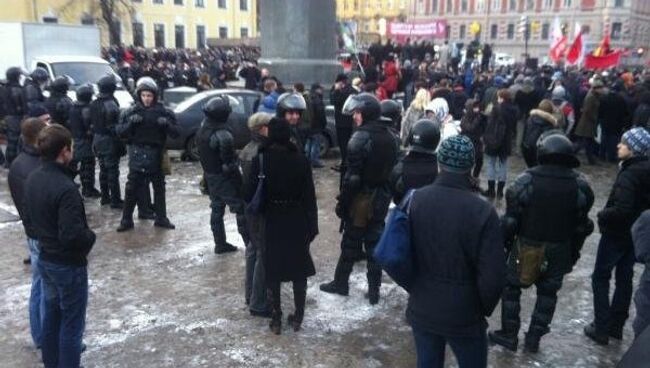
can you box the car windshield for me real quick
[51,62,122,87]
[174,92,244,114]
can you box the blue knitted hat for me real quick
[622,128,650,156]
[437,135,475,173]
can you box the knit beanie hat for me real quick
[622,127,650,156]
[437,135,475,173]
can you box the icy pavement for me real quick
[0,152,640,367]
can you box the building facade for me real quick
[336,0,410,41]
[409,0,650,63]
[0,0,257,48]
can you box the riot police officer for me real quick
[90,75,124,208]
[320,93,400,305]
[276,92,307,150]
[489,132,595,353]
[197,96,249,254]
[69,83,101,198]
[24,67,48,114]
[389,119,440,204]
[4,67,26,166]
[380,99,403,132]
[116,78,178,232]
[44,76,73,127]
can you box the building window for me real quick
[509,0,517,10]
[81,14,94,25]
[476,0,485,12]
[490,24,498,39]
[133,22,144,46]
[218,0,227,8]
[153,0,163,4]
[174,0,183,5]
[446,0,452,12]
[43,16,58,23]
[219,26,228,38]
[431,0,438,13]
[353,0,359,11]
[240,27,249,38]
[175,25,185,48]
[459,24,466,39]
[563,0,572,8]
[461,0,468,12]
[491,0,500,11]
[526,0,534,10]
[541,23,550,40]
[154,23,165,47]
[445,25,451,38]
[196,25,206,48]
[614,0,623,7]
[507,24,514,39]
[611,22,622,40]
[543,0,552,9]
[111,21,122,44]
[240,0,248,11]
[195,0,205,7]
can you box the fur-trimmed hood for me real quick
[529,109,557,127]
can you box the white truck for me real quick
[0,22,133,107]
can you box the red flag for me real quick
[584,50,622,69]
[593,34,611,57]
[566,31,583,65]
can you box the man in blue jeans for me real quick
[585,127,650,345]
[406,135,505,367]
[23,124,96,368]
[8,117,48,347]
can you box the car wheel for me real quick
[185,135,200,161]
[318,133,331,158]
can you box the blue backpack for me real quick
[373,189,416,292]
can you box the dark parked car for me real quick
[166,89,337,160]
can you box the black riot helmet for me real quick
[6,67,23,83]
[30,67,49,84]
[407,119,441,154]
[202,95,233,121]
[276,92,306,118]
[380,99,403,125]
[135,76,159,103]
[97,74,117,95]
[50,76,71,94]
[342,92,381,122]
[537,130,580,168]
[75,84,94,104]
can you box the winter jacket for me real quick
[7,145,40,237]
[575,89,601,138]
[22,161,96,266]
[633,210,650,336]
[244,143,318,283]
[459,103,485,150]
[330,84,357,129]
[308,93,327,135]
[450,88,468,120]
[633,103,650,130]
[521,109,558,166]
[515,88,540,120]
[389,151,438,204]
[598,156,650,238]
[381,62,399,97]
[484,102,518,158]
[599,91,630,135]
[239,133,268,191]
[407,171,506,337]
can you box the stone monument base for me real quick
[258,58,342,87]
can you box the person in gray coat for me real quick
[633,210,650,338]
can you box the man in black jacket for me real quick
[8,117,47,348]
[408,134,505,367]
[69,84,101,198]
[304,84,327,168]
[489,133,594,353]
[116,78,178,232]
[585,127,650,345]
[320,93,399,305]
[90,75,123,208]
[197,96,249,254]
[23,124,96,368]
[330,74,357,166]
[44,76,73,127]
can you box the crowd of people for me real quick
[1,39,650,368]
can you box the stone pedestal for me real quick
[258,0,342,86]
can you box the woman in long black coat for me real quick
[245,117,318,335]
